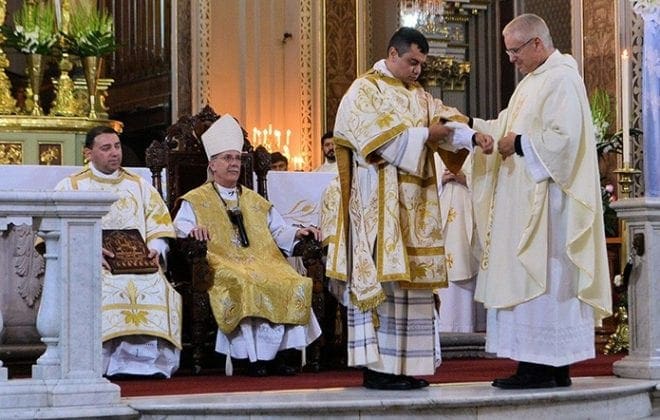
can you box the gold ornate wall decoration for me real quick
[420,57,470,91]
[38,144,62,165]
[583,0,617,117]
[630,7,644,196]
[325,0,357,130]
[194,0,212,112]
[299,0,314,171]
[0,142,22,164]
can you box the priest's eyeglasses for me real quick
[505,38,535,57]
[215,154,242,163]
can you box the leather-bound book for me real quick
[102,229,159,275]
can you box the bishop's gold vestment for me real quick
[180,183,312,334]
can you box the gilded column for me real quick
[0,0,18,114]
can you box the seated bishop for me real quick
[173,114,322,377]
[54,126,182,379]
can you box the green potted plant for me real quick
[62,2,117,119]
[1,1,58,115]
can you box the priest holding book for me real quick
[53,126,182,379]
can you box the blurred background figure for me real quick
[434,154,486,333]
[314,131,336,173]
[270,151,289,171]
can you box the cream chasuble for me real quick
[471,51,611,324]
[180,183,312,334]
[324,61,470,311]
[55,167,182,349]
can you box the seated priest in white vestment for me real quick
[54,126,182,379]
[172,114,322,377]
[434,154,486,333]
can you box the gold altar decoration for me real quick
[421,57,471,91]
[0,0,17,113]
[0,1,117,122]
[72,76,113,119]
[613,165,642,199]
[38,143,61,165]
[26,53,45,115]
[603,305,629,355]
[63,2,116,119]
[0,142,22,164]
[82,56,101,118]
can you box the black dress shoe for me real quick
[363,369,413,390]
[492,373,556,389]
[554,365,572,387]
[273,363,297,376]
[246,361,269,377]
[304,360,322,373]
[398,375,430,389]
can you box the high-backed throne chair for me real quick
[145,105,325,374]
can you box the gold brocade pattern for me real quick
[326,66,458,309]
[182,183,312,334]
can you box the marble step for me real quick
[125,376,657,419]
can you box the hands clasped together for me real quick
[426,121,494,155]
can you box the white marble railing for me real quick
[0,190,135,417]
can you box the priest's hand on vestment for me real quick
[102,247,114,271]
[295,226,322,242]
[426,122,453,151]
[474,133,494,154]
[497,132,517,160]
[188,225,211,241]
[147,248,161,268]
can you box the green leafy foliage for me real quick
[0,1,58,55]
[62,2,116,57]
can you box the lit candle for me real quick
[286,129,291,146]
[282,145,290,159]
[253,128,259,145]
[274,130,281,149]
[621,49,630,166]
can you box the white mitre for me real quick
[201,114,244,159]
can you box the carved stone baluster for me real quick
[0,309,6,381]
[32,230,62,380]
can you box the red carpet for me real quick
[113,354,624,397]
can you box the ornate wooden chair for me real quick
[145,105,326,374]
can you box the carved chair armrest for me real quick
[177,237,213,292]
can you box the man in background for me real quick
[270,151,289,171]
[314,131,337,172]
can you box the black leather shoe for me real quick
[246,361,269,377]
[398,375,429,389]
[274,363,297,376]
[492,373,556,389]
[363,369,413,390]
[554,365,572,387]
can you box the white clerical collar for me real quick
[89,162,120,179]
[374,59,394,78]
[214,183,238,199]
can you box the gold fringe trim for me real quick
[351,289,386,312]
